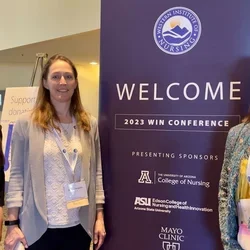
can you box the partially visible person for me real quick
[4,54,106,250]
[0,125,5,242]
[218,115,250,249]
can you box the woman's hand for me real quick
[4,225,28,250]
[0,207,3,242]
[93,218,106,250]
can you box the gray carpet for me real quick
[0,205,6,250]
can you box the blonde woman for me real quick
[4,55,106,250]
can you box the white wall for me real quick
[0,0,100,51]
[77,64,100,118]
[0,63,99,118]
[0,63,36,88]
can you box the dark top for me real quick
[0,125,4,206]
[0,166,4,206]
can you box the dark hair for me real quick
[0,125,4,166]
[243,114,250,123]
[31,54,90,131]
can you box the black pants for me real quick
[28,224,91,250]
[0,167,5,206]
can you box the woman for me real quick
[4,55,106,250]
[218,118,250,250]
[0,125,5,242]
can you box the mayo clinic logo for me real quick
[138,170,152,184]
[162,242,180,250]
[153,7,202,55]
[159,227,184,250]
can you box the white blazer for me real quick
[6,113,105,246]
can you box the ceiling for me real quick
[0,29,100,66]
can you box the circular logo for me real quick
[153,7,202,55]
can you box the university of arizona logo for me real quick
[153,7,202,55]
[138,170,152,184]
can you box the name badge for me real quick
[64,181,89,209]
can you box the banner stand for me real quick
[29,53,48,86]
[1,52,47,181]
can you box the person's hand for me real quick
[4,225,28,250]
[0,206,3,242]
[93,218,106,250]
[0,222,2,242]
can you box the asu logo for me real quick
[134,197,151,206]
[138,170,152,184]
[153,7,202,55]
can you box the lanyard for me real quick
[247,155,250,182]
[52,121,78,181]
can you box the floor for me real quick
[0,206,6,250]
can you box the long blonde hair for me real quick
[32,54,90,132]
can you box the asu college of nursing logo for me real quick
[153,7,202,55]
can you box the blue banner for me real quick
[100,1,250,249]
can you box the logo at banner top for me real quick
[162,241,181,250]
[138,170,152,184]
[153,7,202,55]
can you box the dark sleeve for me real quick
[0,166,5,206]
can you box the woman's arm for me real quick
[92,117,106,250]
[0,207,3,242]
[0,168,4,241]
[93,118,105,205]
[0,124,5,241]
[218,126,243,250]
[5,207,28,249]
[6,120,25,208]
[4,119,28,249]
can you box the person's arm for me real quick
[94,206,105,250]
[93,118,105,206]
[218,126,243,250]
[0,125,4,241]
[0,206,3,241]
[5,119,28,249]
[6,120,26,209]
[7,207,19,221]
[5,207,28,249]
[0,165,4,241]
[92,118,106,250]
